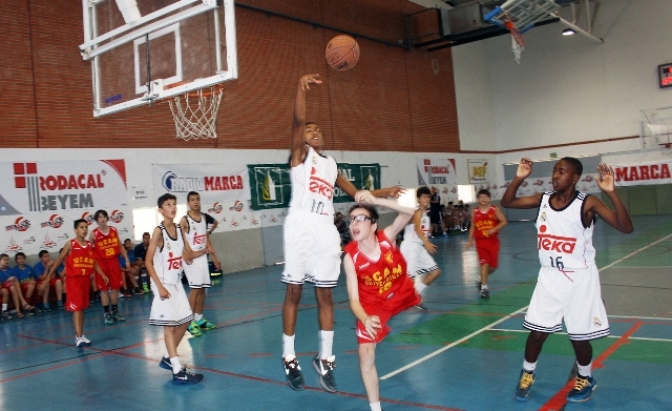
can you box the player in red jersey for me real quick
[48,219,109,347]
[344,197,419,411]
[89,209,130,325]
[465,189,508,299]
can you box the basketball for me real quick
[325,35,360,71]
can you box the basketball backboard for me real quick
[80,0,237,117]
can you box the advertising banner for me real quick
[152,164,250,205]
[248,163,381,210]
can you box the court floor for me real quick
[1,215,671,411]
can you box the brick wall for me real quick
[0,0,459,152]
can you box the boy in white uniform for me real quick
[281,73,399,393]
[399,186,441,310]
[180,191,221,337]
[501,157,632,403]
[147,193,203,385]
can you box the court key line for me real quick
[381,231,672,381]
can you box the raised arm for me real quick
[586,163,633,233]
[291,74,322,167]
[369,197,415,241]
[500,158,543,209]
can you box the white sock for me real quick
[319,330,334,359]
[282,334,295,359]
[2,304,7,311]
[170,356,182,374]
[577,361,592,378]
[194,313,203,322]
[523,360,537,373]
[415,282,427,294]
[163,351,170,359]
[369,402,382,411]
[481,284,488,290]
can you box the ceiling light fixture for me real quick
[562,28,576,36]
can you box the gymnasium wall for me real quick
[0,0,459,152]
[453,0,671,156]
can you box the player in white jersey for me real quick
[181,191,221,337]
[281,73,400,393]
[501,157,632,403]
[146,193,203,385]
[399,186,441,310]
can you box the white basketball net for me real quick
[168,86,224,140]
[511,36,524,64]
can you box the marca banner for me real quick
[152,164,250,205]
[0,160,128,216]
[613,160,672,186]
[1,208,133,256]
[247,163,381,210]
[467,159,491,184]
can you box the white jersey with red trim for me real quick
[152,223,184,285]
[289,145,338,218]
[403,209,430,244]
[536,191,595,269]
[184,213,207,252]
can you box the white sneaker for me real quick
[80,335,92,345]
[75,336,86,348]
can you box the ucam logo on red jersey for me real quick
[0,160,127,215]
[153,164,250,205]
[537,225,577,254]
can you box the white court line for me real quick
[488,328,672,343]
[380,305,529,380]
[380,231,672,381]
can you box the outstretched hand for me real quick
[355,190,375,204]
[517,158,533,179]
[596,163,615,193]
[299,73,322,91]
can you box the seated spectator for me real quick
[118,244,143,297]
[14,252,43,313]
[0,253,34,318]
[134,232,151,292]
[33,250,62,311]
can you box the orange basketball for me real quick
[325,35,360,71]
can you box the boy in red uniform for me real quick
[89,209,130,324]
[344,196,420,411]
[465,189,508,298]
[47,219,109,347]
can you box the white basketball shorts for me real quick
[183,253,211,288]
[149,282,194,327]
[281,209,341,287]
[400,240,438,278]
[524,265,609,341]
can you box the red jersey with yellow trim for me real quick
[473,205,499,239]
[92,226,121,260]
[65,239,96,278]
[345,231,416,311]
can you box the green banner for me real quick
[247,163,381,210]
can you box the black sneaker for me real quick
[172,367,204,385]
[159,357,172,371]
[312,355,337,393]
[480,288,490,299]
[515,370,535,401]
[282,355,305,391]
[415,302,427,310]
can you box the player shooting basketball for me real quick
[279,73,400,393]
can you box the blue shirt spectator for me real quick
[13,264,35,284]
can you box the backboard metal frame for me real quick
[80,0,237,117]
